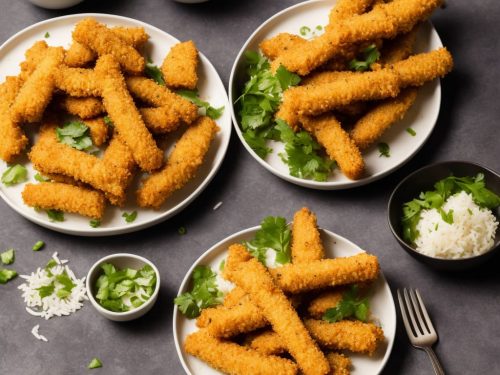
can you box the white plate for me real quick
[0,13,231,236]
[173,226,397,375]
[229,0,443,190]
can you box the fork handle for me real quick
[423,347,445,375]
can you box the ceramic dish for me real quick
[229,0,443,190]
[388,160,500,271]
[0,13,231,236]
[173,226,397,375]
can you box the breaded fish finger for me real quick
[260,33,307,61]
[196,301,268,337]
[307,289,345,319]
[10,47,64,123]
[22,182,105,219]
[301,115,365,180]
[110,26,149,47]
[0,76,28,162]
[84,117,109,147]
[19,41,49,81]
[351,88,418,150]
[136,116,219,208]
[95,55,163,172]
[326,352,352,375]
[73,18,145,74]
[185,329,298,375]
[247,330,287,356]
[305,319,384,355]
[55,67,101,97]
[328,0,374,25]
[291,207,325,263]
[161,40,199,90]
[60,96,105,119]
[269,252,379,294]
[223,287,248,308]
[285,69,400,116]
[224,244,330,375]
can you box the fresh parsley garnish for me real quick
[37,271,75,299]
[174,265,222,319]
[378,142,390,157]
[177,89,224,120]
[44,32,50,38]
[32,241,45,251]
[0,249,15,265]
[406,127,417,136]
[402,173,500,244]
[47,210,64,222]
[34,173,49,182]
[322,285,370,323]
[89,219,101,228]
[95,263,157,312]
[122,211,137,223]
[56,121,94,152]
[37,283,55,298]
[178,226,187,235]
[276,120,335,181]
[88,358,103,369]
[349,44,380,72]
[236,51,300,159]
[244,216,291,265]
[145,60,165,86]
[2,164,28,186]
[0,268,17,284]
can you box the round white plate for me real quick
[0,13,231,236]
[229,0,443,190]
[173,226,397,375]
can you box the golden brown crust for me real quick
[83,117,109,147]
[291,207,325,263]
[259,33,307,61]
[246,330,287,356]
[326,352,352,375]
[161,40,199,90]
[55,67,101,97]
[60,96,105,119]
[307,289,345,319]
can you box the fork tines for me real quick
[397,288,437,341]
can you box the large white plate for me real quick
[0,14,231,236]
[173,226,397,375]
[229,0,443,190]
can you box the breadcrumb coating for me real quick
[185,329,298,375]
[269,252,380,294]
[161,41,199,90]
[260,33,307,61]
[136,116,218,208]
[326,352,352,375]
[19,41,48,81]
[328,0,374,26]
[95,55,163,172]
[224,244,330,375]
[351,88,418,150]
[291,207,325,263]
[301,115,365,180]
[307,289,345,319]
[55,67,101,97]
[73,18,145,74]
[305,319,384,355]
[247,330,287,356]
[60,96,105,119]
[22,182,105,219]
[64,42,96,68]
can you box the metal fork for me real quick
[397,288,445,375]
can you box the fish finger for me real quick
[83,117,109,147]
[291,207,325,263]
[224,244,330,375]
[22,182,105,219]
[95,55,163,172]
[136,115,219,208]
[246,330,287,356]
[307,289,345,319]
[326,352,351,375]
[19,41,49,81]
[55,67,101,97]
[260,33,307,61]
[161,40,199,90]
[185,329,298,375]
[60,96,105,119]
[73,18,145,74]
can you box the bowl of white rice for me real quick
[388,161,500,270]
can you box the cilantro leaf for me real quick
[145,61,165,86]
[2,164,28,186]
[47,210,64,222]
[56,121,94,152]
[122,211,137,223]
[275,120,335,181]
[242,128,273,158]
[174,265,222,319]
[89,219,101,228]
[378,142,390,157]
[1,249,15,265]
[275,65,301,91]
[56,272,75,292]
[245,216,291,265]
[349,44,380,72]
[37,283,55,298]
[88,357,103,369]
[0,268,17,284]
[323,285,370,323]
[177,89,224,120]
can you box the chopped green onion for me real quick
[2,164,28,186]
[88,358,103,369]
[406,127,417,136]
[47,210,64,222]
[32,241,45,251]
[1,249,15,265]
[0,268,17,284]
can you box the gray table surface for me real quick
[1,0,499,374]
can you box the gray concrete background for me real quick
[0,0,499,374]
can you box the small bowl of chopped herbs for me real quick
[388,161,500,270]
[86,253,160,321]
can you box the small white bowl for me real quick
[86,253,160,322]
[28,0,84,9]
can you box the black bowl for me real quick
[388,161,500,271]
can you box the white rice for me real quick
[18,252,88,320]
[31,324,48,342]
[415,191,498,259]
